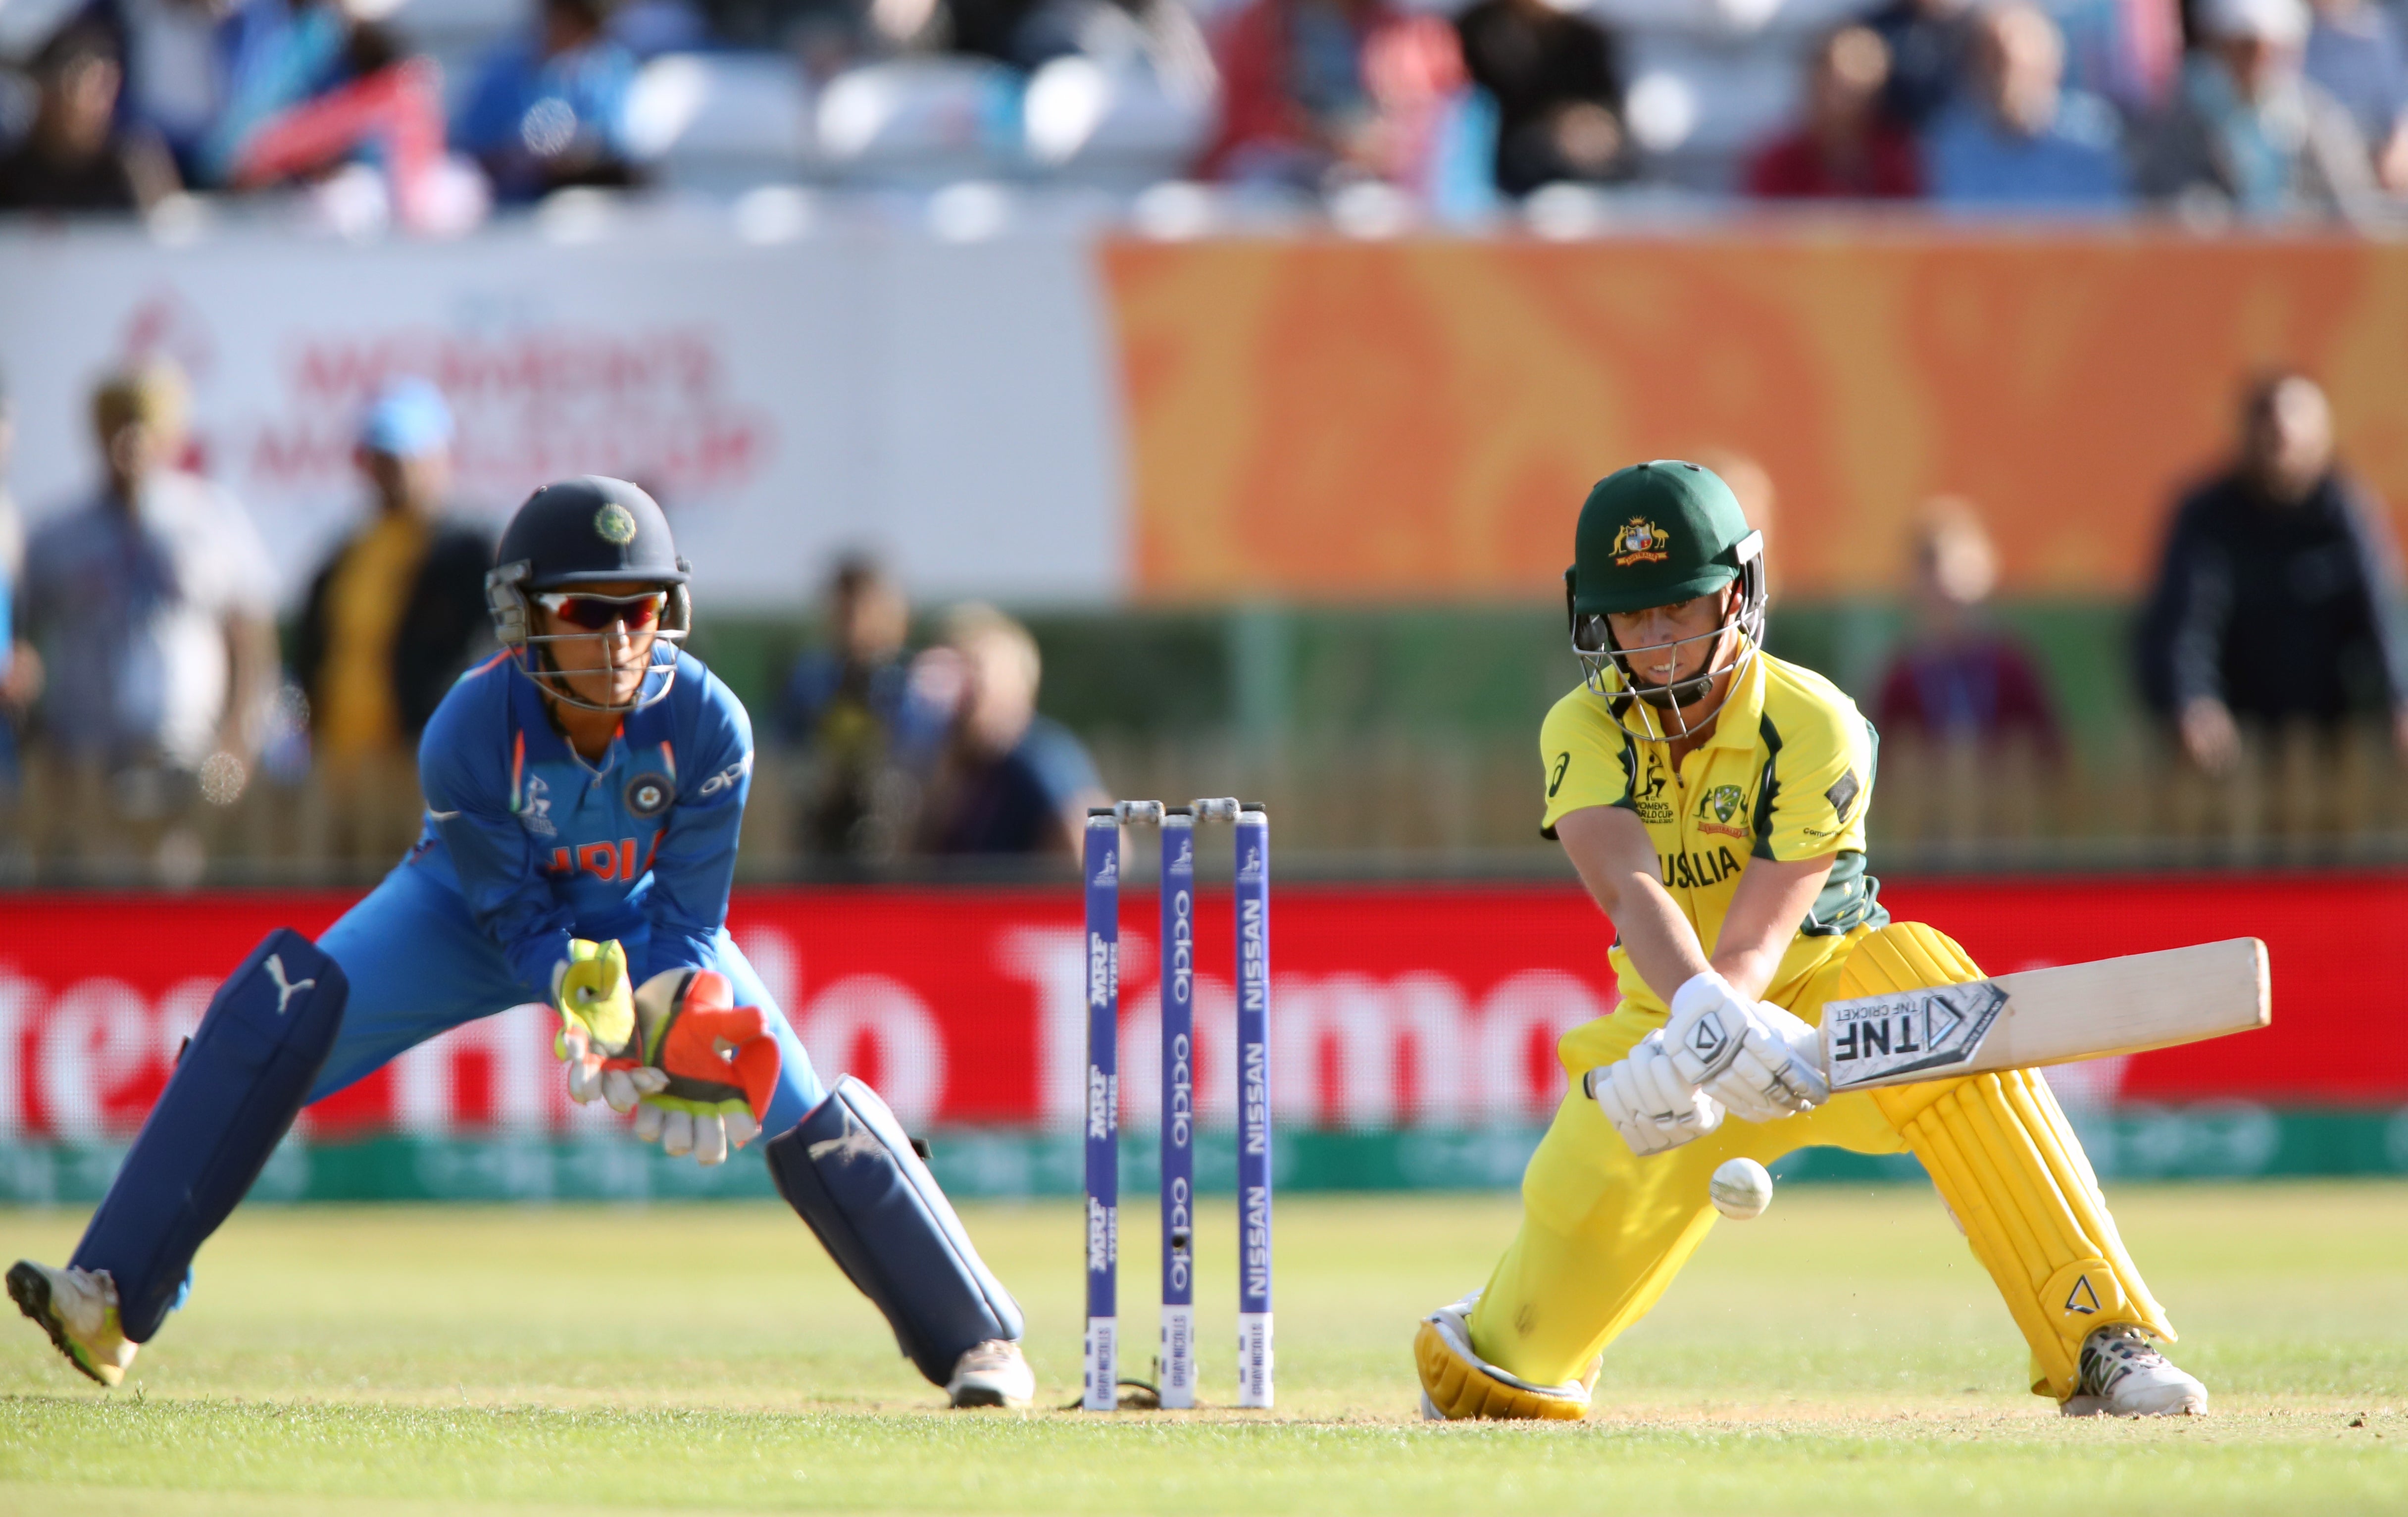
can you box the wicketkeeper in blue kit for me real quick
[10,476,1035,1408]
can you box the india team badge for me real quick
[625,771,674,818]
[1611,518,1670,566]
[595,502,639,545]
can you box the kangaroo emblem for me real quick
[264,954,316,1015]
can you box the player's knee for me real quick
[1833,921,1986,1001]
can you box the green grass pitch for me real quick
[3,1182,2404,1514]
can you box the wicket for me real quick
[1082,798,1275,1413]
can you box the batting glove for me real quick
[1708,1005,1829,1122]
[1663,971,1827,1121]
[1588,1030,1724,1157]
[627,968,783,1167]
[553,939,667,1114]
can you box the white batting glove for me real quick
[1664,972,1827,1122]
[1662,971,1755,1086]
[1709,1005,1830,1122]
[1589,1030,1725,1156]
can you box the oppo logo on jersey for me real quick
[543,836,660,882]
[1658,844,1743,890]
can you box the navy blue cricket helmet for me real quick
[487,476,692,712]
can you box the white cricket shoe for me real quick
[9,1261,138,1388]
[2060,1323,2207,1417]
[946,1338,1035,1409]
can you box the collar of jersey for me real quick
[507,645,684,772]
[507,663,628,780]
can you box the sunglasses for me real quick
[537,591,668,631]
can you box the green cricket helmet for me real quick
[1562,460,1766,738]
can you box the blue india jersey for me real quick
[410,644,754,1002]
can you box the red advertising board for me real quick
[0,874,2399,1142]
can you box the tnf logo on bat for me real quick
[1823,981,2010,1089]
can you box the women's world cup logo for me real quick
[1612,517,1670,565]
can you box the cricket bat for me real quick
[1817,938,2270,1092]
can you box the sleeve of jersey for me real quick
[1757,699,1876,862]
[1537,695,1639,839]
[417,693,575,1001]
[638,671,754,981]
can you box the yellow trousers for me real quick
[1468,921,2173,1401]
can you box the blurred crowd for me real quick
[0,361,1108,879]
[4,0,2408,227]
[0,357,2400,880]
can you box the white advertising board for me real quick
[0,218,1123,610]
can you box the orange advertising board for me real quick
[1104,232,2408,600]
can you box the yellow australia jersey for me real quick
[1538,651,1887,1015]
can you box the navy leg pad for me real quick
[72,929,347,1342]
[766,1076,1023,1386]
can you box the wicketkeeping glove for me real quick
[1661,971,1828,1122]
[626,967,783,1167]
[1588,1029,1724,1157]
[553,939,668,1114]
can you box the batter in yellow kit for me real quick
[1412,461,2209,1420]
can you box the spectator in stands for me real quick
[2136,371,2408,774]
[779,554,946,860]
[16,363,278,859]
[454,0,639,203]
[925,0,1187,69]
[610,0,711,58]
[1746,26,1921,199]
[1454,0,1629,196]
[291,380,492,853]
[1198,0,1443,190]
[2132,0,2380,221]
[0,23,178,212]
[81,0,242,183]
[196,0,409,185]
[1921,1,2129,208]
[1862,0,1977,130]
[2303,0,2408,188]
[911,603,1105,857]
[0,373,36,795]
[1874,498,2062,756]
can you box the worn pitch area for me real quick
[2,1185,2402,1514]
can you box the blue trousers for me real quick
[310,861,829,1131]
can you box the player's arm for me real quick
[636,666,752,979]
[625,671,782,1163]
[1553,805,1731,1153]
[416,692,575,1000]
[1709,852,1837,1001]
[1554,805,1712,998]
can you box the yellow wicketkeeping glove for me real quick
[552,939,664,1113]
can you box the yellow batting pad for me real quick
[1834,922,2174,1400]
[1413,1315,1593,1421]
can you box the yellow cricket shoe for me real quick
[1413,1293,1595,1421]
[9,1260,138,1387]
